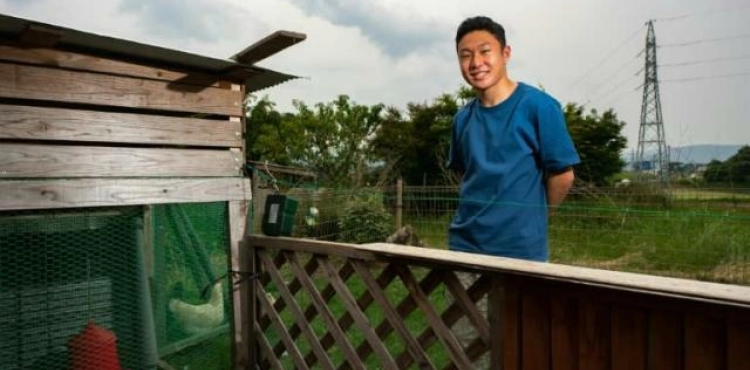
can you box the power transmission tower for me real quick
[635,20,670,187]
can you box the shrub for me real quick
[338,192,393,244]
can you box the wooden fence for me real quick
[242,236,750,370]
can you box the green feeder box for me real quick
[261,194,299,236]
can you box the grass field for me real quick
[671,187,750,201]
[401,193,750,286]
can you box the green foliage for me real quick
[247,95,384,188]
[564,104,628,185]
[704,145,750,184]
[293,95,385,187]
[245,95,298,164]
[338,193,393,244]
[372,92,460,185]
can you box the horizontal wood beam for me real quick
[0,143,243,178]
[0,177,251,210]
[0,61,243,116]
[231,31,306,65]
[0,44,236,88]
[247,236,378,261]
[0,103,242,147]
[248,236,750,308]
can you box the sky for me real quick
[1,0,749,157]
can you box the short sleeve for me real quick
[536,99,580,173]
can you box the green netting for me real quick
[152,202,232,370]
[0,202,234,370]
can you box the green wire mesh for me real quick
[0,202,234,370]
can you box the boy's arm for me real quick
[546,168,575,216]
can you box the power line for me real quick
[583,50,644,97]
[568,25,646,90]
[661,71,750,83]
[660,55,750,68]
[588,67,643,103]
[660,33,750,47]
[599,85,640,109]
[653,4,750,22]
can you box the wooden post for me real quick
[488,274,506,370]
[252,170,262,235]
[395,178,403,230]
[228,200,251,370]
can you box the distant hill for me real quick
[623,144,745,166]
[669,145,744,164]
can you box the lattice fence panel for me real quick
[253,245,493,370]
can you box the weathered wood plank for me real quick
[0,103,242,147]
[0,143,241,177]
[502,277,521,370]
[684,315,725,370]
[487,276,505,370]
[247,237,378,261]
[0,178,250,210]
[647,311,682,370]
[521,291,551,370]
[0,62,242,116]
[611,306,647,370]
[578,300,610,370]
[550,294,578,370]
[0,45,235,87]
[727,319,750,370]
[229,201,251,370]
[358,242,750,307]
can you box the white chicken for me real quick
[169,282,225,335]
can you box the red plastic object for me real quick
[68,321,122,370]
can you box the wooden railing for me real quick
[241,236,750,370]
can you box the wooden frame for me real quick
[246,236,750,370]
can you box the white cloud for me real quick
[1,0,749,149]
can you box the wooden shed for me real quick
[0,13,304,369]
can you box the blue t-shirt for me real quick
[447,83,580,261]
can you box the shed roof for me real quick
[0,13,304,93]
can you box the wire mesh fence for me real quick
[0,202,234,370]
[252,180,750,286]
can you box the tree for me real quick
[704,145,750,184]
[289,95,385,187]
[245,95,300,165]
[372,92,460,185]
[564,104,627,185]
[246,95,386,188]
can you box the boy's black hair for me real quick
[455,16,506,48]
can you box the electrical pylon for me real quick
[635,20,669,187]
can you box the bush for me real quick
[338,193,393,244]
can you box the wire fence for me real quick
[251,176,750,286]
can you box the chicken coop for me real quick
[0,13,304,370]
